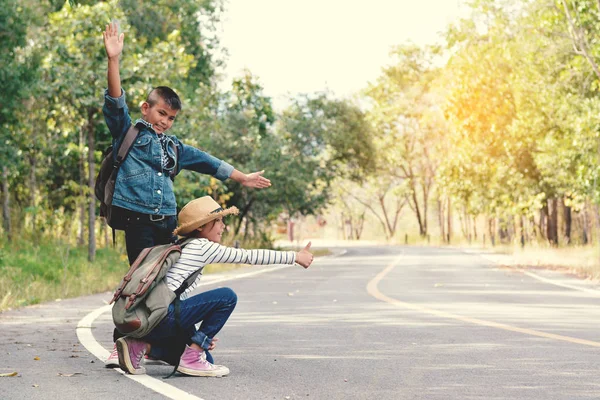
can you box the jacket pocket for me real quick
[115,169,153,206]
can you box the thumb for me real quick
[304,241,312,251]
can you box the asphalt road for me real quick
[2,245,600,400]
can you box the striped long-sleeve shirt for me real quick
[166,238,297,299]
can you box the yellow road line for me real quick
[366,255,600,348]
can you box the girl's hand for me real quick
[208,337,219,351]
[296,242,313,269]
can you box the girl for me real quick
[115,196,313,376]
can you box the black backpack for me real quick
[95,125,139,230]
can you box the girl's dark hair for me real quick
[147,86,182,110]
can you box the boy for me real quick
[115,196,314,376]
[102,21,271,265]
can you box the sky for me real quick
[217,0,467,109]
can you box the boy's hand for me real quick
[295,242,313,269]
[103,21,124,60]
[241,170,272,189]
[208,337,219,351]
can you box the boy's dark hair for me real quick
[147,86,182,110]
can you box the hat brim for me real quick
[173,206,239,236]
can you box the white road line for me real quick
[76,304,204,400]
[76,261,307,399]
[470,250,600,296]
[521,269,600,295]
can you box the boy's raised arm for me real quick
[103,21,124,98]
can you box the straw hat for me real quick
[173,196,239,236]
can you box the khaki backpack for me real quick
[110,239,198,338]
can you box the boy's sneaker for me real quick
[177,345,229,377]
[116,337,147,375]
[105,343,120,368]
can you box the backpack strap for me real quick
[163,238,201,379]
[109,246,153,305]
[114,125,140,169]
[168,140,179,181]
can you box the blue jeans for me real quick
[143,287,238,365]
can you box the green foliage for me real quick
[0,235,127,310]
[276,93,376,216]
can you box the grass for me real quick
[479,243,600,280]
[0,236,333,312]
[0,237,129,311]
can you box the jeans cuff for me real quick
[191,330,213,351]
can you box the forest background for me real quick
[2,0,600,310]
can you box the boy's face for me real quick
[140,97,179,134]
[199,218,226,243]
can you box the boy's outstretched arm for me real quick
[229,169,271,189]
[103,21,124,98]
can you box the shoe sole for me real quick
[116,338,146,375]
[104,361,120,368]
[144,359,169,366]
[177,365,230,377]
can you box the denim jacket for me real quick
[102,89,233,216]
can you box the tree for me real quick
[364,44,445,237]
[0,0,40,240]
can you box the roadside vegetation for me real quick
[0,234,329,312]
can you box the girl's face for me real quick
[198,217,226,243]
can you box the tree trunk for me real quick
[104,219,109,248]
[519,215,525,248]
[446,197,452,244]
[547,198,558,246]
[529,216,538,242]
[564,200,572,245]
[78,127,85,246]
[243,215,250,240]
[540,206,548,240]
[438,199,445,243]
[422,194,428,237]
[354,211,365,240]
[79,204,86,246]
[29,152,37,233]
[2,166,11,241]
[233,197,255,236]
[347,216,354,240]
[582,202,589,245]
[411,189,426,237]
[488,217,495,246]
[458,207,466,240]
[87,118,96,262]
